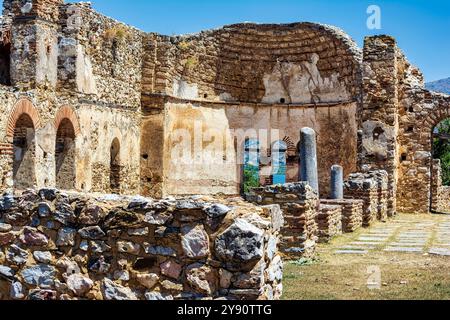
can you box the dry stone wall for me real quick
[248,183,318,259]
[320,199,363,233]
[0,189,283,300]
[344,173,378,227]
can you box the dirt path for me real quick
[283,214,450,300]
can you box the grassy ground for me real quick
[282,214,450,300]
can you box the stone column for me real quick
[299,127,319,194]
[330,165,344,200]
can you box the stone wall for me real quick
[248,183,318,259]
[359,36,400,217]
[344,173,378,227]
[0,189,283,300]
[142,23,362,105]
[431,159,450,213]
[316,204,342,243]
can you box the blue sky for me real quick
[3,0,450,81]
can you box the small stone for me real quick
[145,292,174,300]
[242,213,271,230]
[234,260,266,289]
[0,194,15,211]
[78,204,105,225]
[186,263,218,295]
[144,211,171,225]
[0,265,15,280]
[136,273,159,289]
[117,242,140,255]
[0,223,12,232]
[33,251,53,264]
[161,280,183,292]
[219,269,233,289]
[181,224,209,259]
[39,189,57,201]
[265,255,283,282]
[88,256,111,274]
[20,227,48,246]
[6,245,29,265]
[160,260,182,279]
[267,236,278,261]
[204,204,232,218]
[91,241,111,253]
[78,226,106,240]
[54,280,69,293]
[0,232,15,245]
[113,270,130,281]
[102,278,137,300]
[128,227,149,236]
[54,201,76,225]
[21,264,57,287]
[37,202,52,217]
[57,227,77,246]
[10,282,25,300]
[144,245,176,257]
[79,240,89,251]
[66,274,94,297]
[215,219,264,266]
[28,289,57,300]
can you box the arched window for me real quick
[272,140,287,185]
[55,118,76,190]
[13,114,37,189]
[110,138,121,193]
[243,138,260,194]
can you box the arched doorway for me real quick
[243,138,260,194]
[110,138,121,193]
[431,119,450,212]
[12,114,37,189]
[55,118,76,190]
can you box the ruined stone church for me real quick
[0,0,449,215]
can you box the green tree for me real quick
[433,119,450,186]
[243,165,260,194]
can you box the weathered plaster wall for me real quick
[154,99,358,197]
[0,93,140,195]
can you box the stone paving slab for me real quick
[358,236,390,242]
[389,242,426,247]
[429,248,450,256]
[335,250,368,255]
[384,247,423,253]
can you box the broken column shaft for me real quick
[330,165,344,200]
[299,127,319,194]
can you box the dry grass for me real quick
[282,214,450,300]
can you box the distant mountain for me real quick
[426,78,450,95]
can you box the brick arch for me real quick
[54,106,81,136]
[420,99,450,149]
[6,99,41,140]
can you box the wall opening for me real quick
[110,138,121,193]
[243,138,260,194]
[13,114,36,189]
[430,119,450,213]
[55,118,76,190]
[272,140,287,185]
[0,41,11,86]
